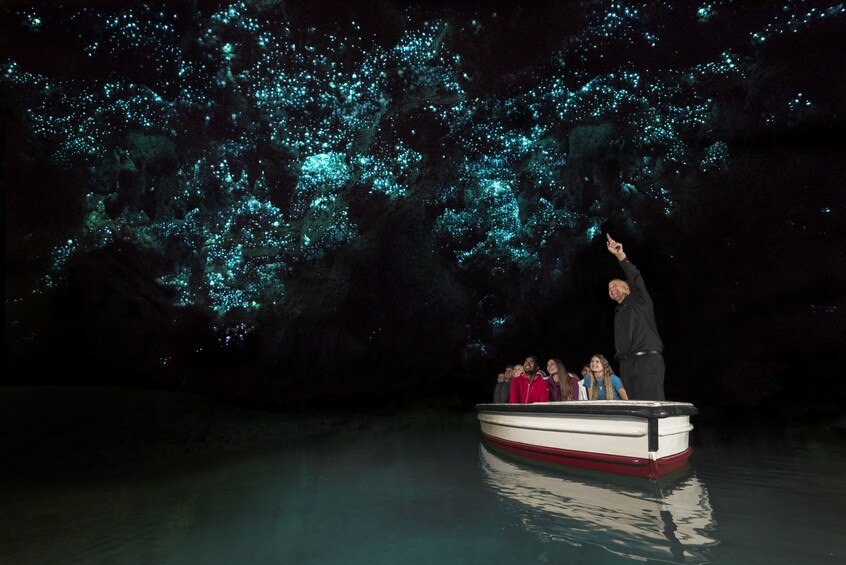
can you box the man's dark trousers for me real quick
[620,354,665,400]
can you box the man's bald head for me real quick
[608,279,630,304]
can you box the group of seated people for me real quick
[492,354,629,403]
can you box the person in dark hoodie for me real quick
[493,372,505,403]
[499,366,514,403]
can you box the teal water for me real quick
[2,412,844,564]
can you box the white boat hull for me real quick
[476,401,698,478]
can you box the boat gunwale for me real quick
[475,401,698,419]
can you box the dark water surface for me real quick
[2,411,845,564]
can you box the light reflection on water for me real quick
[478,442,717,563]
[1,413,845,564]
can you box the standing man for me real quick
[509,356,550,404]
[605,234,666,400]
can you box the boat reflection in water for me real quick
[479,442,717,563]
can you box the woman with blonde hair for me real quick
[584,354,629,400]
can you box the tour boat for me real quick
[476,401,698,479]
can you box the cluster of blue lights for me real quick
[214,321,255,348]
[751,1,845,43]
[697,4,716,23]
[3,1,841,325]
[701,141,730,171]
[79,5,180,68]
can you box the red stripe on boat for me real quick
[481,431,693,479]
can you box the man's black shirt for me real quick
[614,259,664,357]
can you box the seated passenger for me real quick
[579,365,590,400]
[509,363,525,401]
[546,358,580,400]
[493,372,505,403]
[583,354,629,400]
[509,356,549,404]
[500,366,514,403]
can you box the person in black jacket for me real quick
[500,366,514,403]
[493,372,505,403]
[605,234,666,400]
